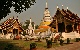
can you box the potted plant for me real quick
[76,38,79,42]
[54,38,57,43]
[60,39,64,46]
[5,44,14,50]
[47,40,52,48]
[38,38,41,42]
[46,39,48,43]
[67,38,70,44]
[30,43,37,50]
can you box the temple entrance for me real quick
[13,29,18,35]
[74,23,77,31]
[0,29,2,33]
[3,30,7,35]
[58,22,65,32]
[66,25,73,33]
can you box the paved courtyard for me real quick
[23,41,80,50]
[36,42,80,50]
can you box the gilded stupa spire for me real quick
[43,0,52,22]
[46,0,48,8]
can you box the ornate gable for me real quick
[1,17,24,33]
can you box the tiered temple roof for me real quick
[53,6,80,23]
[1,16,24,33]
[39,1,52,29]
[49,6,80,32]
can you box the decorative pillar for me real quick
[56,18,58,32]
[6,28,8,34]
[12,29,13,35]
[33,23,35,36]
[2,30,4,35]
[64,18,67,33]
[34,23,35,30]
[30,18,32,25]
[72,24,74,32]
[65,23,67,32]
[77,24,79,33]
[18,29,19,36]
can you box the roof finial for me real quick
[46,0,48,8]
[30,17,31,25]
[62,5,63,9]
[67,7,68,9]
[57,5,59,9]
[34,22,35,29]
[9,17,12,19]
[17,16,18,19]
[13,16,14,19]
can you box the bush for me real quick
[47,40,52,48]
[76,38,79,42]
[38,38,41,42]
[60,39,64,46]
[54,39,57,43]
[30,43,37,50]
[4,44,14,50]
[46,39,48,43]
[67,38,70,44]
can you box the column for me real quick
[2,30,4,35]
[72,24,74,32]
[65,23,67,32]
[12,29,13,35]
[56,18,58,32]
[18,29,19,36]
[64,19,67,33]
[77,24,79,33]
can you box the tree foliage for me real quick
[0,0,36,20]
[22,20,38,30]
[22,20,34,30]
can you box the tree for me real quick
[22,20,38,30]
[22,20,34,30]
[35,25,38,29]
[0,0,36,20]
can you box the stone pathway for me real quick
[37,42,80,50]
[47,42,80,50]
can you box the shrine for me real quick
[26,18,35,36]
[38,1,52,29]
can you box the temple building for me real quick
[49,5,80,33]
[0,16,24,35]
[39,1,52,29]
[26,18,35,36]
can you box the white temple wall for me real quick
[62,32,80,40]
